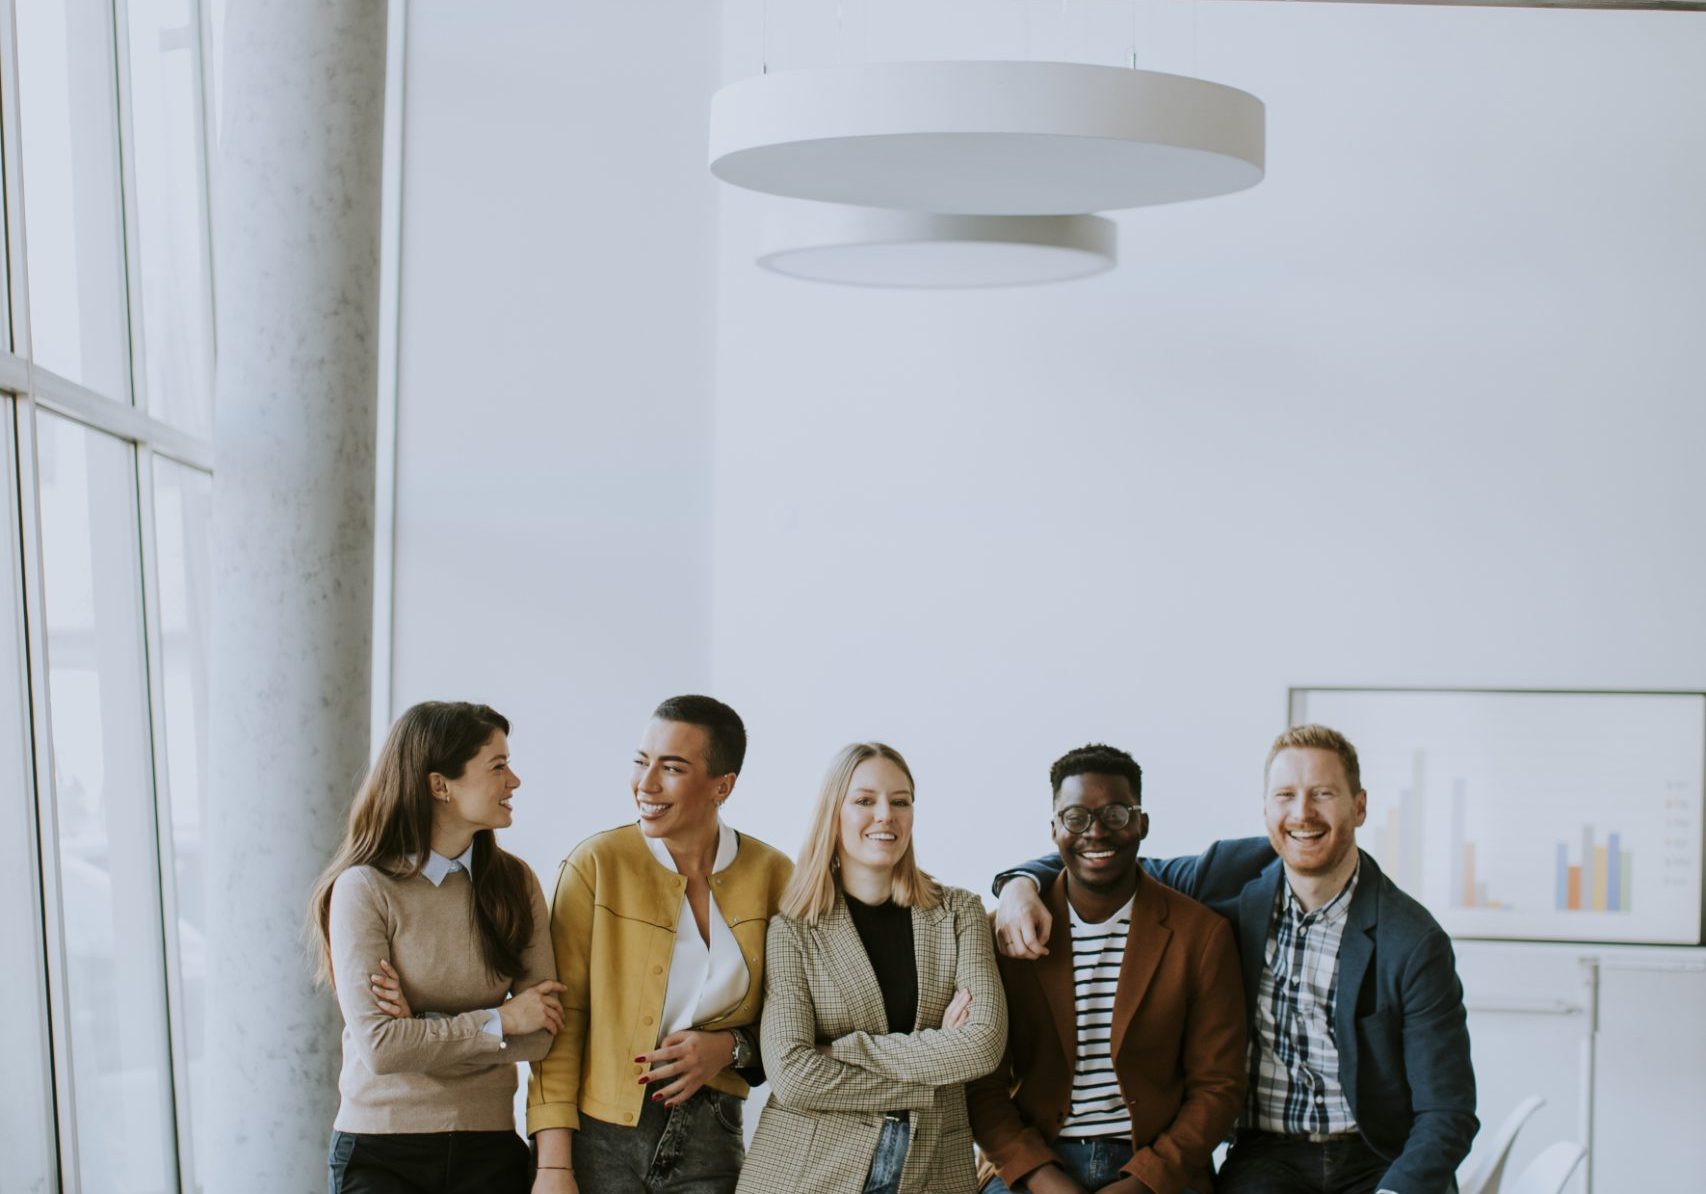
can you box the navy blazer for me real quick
[1006,839,1477,1193]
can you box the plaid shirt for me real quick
[1247,865,1361,1136]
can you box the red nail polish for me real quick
[651,1093,663,1102]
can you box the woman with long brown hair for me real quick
[735,742,1007,1194]
[309,701,564,1194]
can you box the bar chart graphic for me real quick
[1450,781,1507,910]
[1554,829,1632,912]
[1289,689,1705,945]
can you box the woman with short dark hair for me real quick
[528,695,793,1194]
[309,701,563,1194]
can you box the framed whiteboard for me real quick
[1288,688,1706,946]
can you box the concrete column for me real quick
[205,3,386,1189]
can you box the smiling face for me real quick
[431,730,519,835]
[1052,772,1146,895]
[837,755,915,882]
[631,718,732,840]
[1264,746,1367,878]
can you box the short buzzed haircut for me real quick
[652,694,747,777]
[1266,723,1362,793]
[1049,743,1143,803]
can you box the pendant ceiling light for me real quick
[709,60,1264,216]
[756,205,1116,289]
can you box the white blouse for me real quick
[644,819,751,1040]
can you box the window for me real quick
[15,0,133,400]
[3,0,217,1189]
[151,454,212,1176]
[36,411,179,1192]
[125,0,215,436]
[0,399,56,1194]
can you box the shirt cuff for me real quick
[482,1009,504,1039]
[993,870,1041,895]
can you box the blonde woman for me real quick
[737,743,1007,1194]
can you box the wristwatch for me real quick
[728,1027,756,1069]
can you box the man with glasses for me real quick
[967,744,1247,1194]
[990,727,1477,1194]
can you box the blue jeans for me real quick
[981,1135,1135,1193]
[573,1088,746,1193]
[862,1116,913,1194]
[1217,1130,1389,1194]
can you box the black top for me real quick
[844,892,917,1034]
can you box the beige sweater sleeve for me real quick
[501,865,559,1062]
[329,867,508,1075]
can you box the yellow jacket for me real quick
[526,823,793,1134]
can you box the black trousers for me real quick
[327,1130,530,1194]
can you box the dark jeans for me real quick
[327,1129,529,1194]
[861,1116,913,1194]
[1217,1130,1389,1194]
[980,1136,1135,1193]
[574,1088,746,1193]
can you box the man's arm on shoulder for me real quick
[994,837,1277,901]
[1377,928,1478,1193]
[1143,837,1277,904]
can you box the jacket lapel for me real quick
[1334,852,1380,1106]
[911,899,950,1030]
[1110,873,1170,1063]
[1037,877,1079,1071]
[818,892,890,1033]
[1240,859,1286,1015]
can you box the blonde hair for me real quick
[780,742,942,924]
[1266,723,1362,793]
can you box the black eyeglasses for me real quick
[1054,804,1142,834]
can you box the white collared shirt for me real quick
[420,843,475,886]
[417,844,502,1038]
[644,819,750,1042]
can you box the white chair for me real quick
[1505,1141,1587,1194]
[1457,1095,1547,1194]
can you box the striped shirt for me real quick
[1248,866,1360,1136]
[1058,896,1133,1138]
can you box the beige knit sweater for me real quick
[329,860,556,1132]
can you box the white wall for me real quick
[709,2,1706,1188]
[388,0,724,879]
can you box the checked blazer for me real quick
[735,885,1008,1194]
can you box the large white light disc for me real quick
[710,60,1264,215]
[757,206,1116,288]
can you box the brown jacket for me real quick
[967,870,1247,1194]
